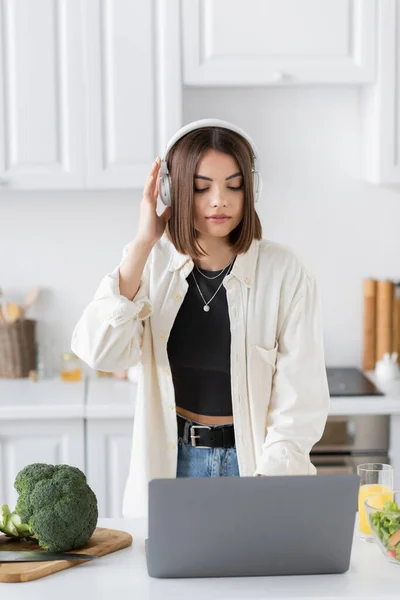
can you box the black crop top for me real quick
[166,260,235,417]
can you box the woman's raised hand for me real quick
[136,157,172,247]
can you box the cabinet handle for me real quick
[271,72,285,82]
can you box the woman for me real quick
[71,119,329,518]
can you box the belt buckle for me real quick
[190,425,212,448]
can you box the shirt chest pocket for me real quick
[247,343,278,409]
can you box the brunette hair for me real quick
[165,127,262,258]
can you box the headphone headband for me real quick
[159,118,262,205]
[162,118,260,172]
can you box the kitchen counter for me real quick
[85,377,137,418]
[0,378,85,419]
[0,372,399,419]
[86,373,400,418]
[2,517,399,598]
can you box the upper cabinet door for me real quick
[182,0,376,86]
[0,0,85,190]
[83,0,182,189]
[362,0,400,184]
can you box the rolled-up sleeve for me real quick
[254,275,329,476]
[71,243,152,372]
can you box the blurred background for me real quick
[1,0,400,516]
[1,0,399,370]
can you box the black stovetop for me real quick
[326,367,383,397]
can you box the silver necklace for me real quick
[194,258,234,280]
[191,259,235,312]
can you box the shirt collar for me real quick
[167,239,260,289]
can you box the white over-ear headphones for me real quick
[159,118,263,206]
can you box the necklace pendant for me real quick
[203,305,210,312]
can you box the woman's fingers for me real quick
[144,157,161,200]
[154,166,161,201]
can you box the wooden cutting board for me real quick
[0,527,133,583]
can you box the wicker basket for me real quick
[0,319,37,378]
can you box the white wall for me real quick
[2,86,399,371]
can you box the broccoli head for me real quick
[0,463,98,552]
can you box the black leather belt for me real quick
[177,414,235,448]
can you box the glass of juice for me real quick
[357,463,394,542]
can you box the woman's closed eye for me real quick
[194,185,243,193]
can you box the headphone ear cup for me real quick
[253,171,262,204]
[164,174,172,206]
[159,165,172,206]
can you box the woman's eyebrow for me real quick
[194,171,242,182]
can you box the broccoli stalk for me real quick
[0,463,98,552]
[0,504,33,539]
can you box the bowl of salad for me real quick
[365,491,400,565]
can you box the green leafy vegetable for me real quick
[370,499,400,560]
[0,463,98,552]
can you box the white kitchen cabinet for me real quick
[362,0,400,184]
[182,0,376,86]
[0,0,182,191]
[0,0,85,190]
[82,0,182,188]
[0,419,85,508]
[86,419,133,518]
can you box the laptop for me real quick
[145,474,360,578]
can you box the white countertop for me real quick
[87,373,400,418]
[0,378,85,419]
[0,372,400,419]
[2,517,399,598]
[85,378,137,418]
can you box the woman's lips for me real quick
[206,216,231,223]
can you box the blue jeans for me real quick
[176,417,240,478]
[177,440,240,477]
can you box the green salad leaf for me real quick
[383,501,400,512]
[370,500,400,551]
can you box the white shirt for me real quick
[71,235,330,518]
